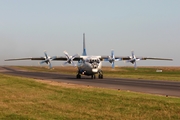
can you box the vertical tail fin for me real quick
[82,33,87,56]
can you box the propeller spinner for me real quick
[39,51,56,69]
[63,51,78,66]
[106,50,121,68]
[127,51,141,69]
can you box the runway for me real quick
[0,66,180,97]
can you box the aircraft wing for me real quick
[120,56,173,61]
[5,55,83,69]
[53,56,82,61]
[100,56,173,61]
[5,57,42,61]
[5,56,82,61]
[140,57,173,61]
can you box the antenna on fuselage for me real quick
[82,33,87,56]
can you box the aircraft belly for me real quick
[77,63,98,75]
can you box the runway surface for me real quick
[0,66,180,97]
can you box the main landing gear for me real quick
[98,70,103,79]
[76,74,81,79]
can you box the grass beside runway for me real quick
[0,74,180,120]
[103,66,180,81]
[12,66,180,81]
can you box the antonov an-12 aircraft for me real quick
[5,33,173,79]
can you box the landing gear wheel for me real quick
[98,70,103,79]
[76,74,81,79]
[91,75,96,79]
[98,74,103,79]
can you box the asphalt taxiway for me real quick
[0,66,180,97]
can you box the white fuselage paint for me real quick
[77,56,102,76]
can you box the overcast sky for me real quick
[0,0,179,67]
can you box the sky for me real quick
[0,0,179,67]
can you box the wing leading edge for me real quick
[5,56,83,61]
[100,56,173,61]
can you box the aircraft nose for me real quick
[92,62,98,68]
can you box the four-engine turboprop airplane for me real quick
[5,33,173,79]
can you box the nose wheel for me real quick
[91,75,96,79]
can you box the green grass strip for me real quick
[0,74,180,120]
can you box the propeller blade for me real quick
[39,60,48,64]
[63,51,68,55]
[48,61,52,69]
[124,51,138,69]
[71,54,78,60]
[111,50,114,58]
[63,62,68,66]
[63,51,78,66]
[39,51,54,69]
[44,51,48,59]
[134,61,137,70]
[131,51,134,58]
[63,51,69,59]
[72,61,77,66]
[109,50,117,68]
[112,62,115,68]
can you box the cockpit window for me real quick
[86,58,100,63]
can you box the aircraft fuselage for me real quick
[77,56,102,76]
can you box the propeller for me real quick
[63,51,78,66]
[107,50,121,68]
[39,51,56,69]
[127,51,141,69]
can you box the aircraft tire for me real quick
[76,74,81,79]
[91,75,96,79]
[98,70,103,79]
[101,74,103,79]
[98,74,103,79]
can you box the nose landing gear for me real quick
[91,75,96,79]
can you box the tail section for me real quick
[82,33,87,56]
